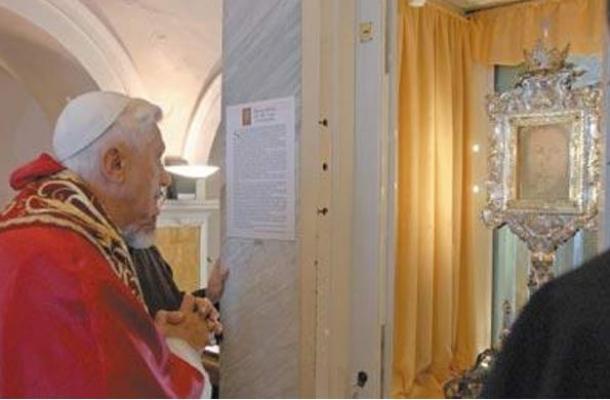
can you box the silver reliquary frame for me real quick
[482,41,603,291]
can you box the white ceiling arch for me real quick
[77,0,223,158]
[183,61,222,165]
[0,0,145,96]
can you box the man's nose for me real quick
[160,167,172,187]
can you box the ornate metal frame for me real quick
[482,41,603,291]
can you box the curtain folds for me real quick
[392,0,604,397]
[393,3,478,397]
[470,0,604,65]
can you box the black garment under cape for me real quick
[129,246,184,317]
[482,250,610,398]
[129,246,209,317]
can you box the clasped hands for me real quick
[154,294,222,352]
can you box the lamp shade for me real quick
[165,164,219,179]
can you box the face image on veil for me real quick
[516,123,571,202]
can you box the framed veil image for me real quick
[518,124,569,200]
[507,111,584,212]
[481,41,602,292]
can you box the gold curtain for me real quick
[470,0,604,65]
[393,0,605,397]
[392,3,480,397]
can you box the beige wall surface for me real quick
[155,226,202,293]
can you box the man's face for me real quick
[520,124,569,200]
[121,125,170,248]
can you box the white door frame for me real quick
[301,1,357,397]
[301,0,398,397]
[351,0,397,397]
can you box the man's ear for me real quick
[101,147,127,183]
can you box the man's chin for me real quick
[122,229,156,249]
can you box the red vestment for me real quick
[0,154,205,398]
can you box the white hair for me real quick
[62,99,162,181]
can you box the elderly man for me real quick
[0,91,219,397]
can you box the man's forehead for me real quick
[151,127,166,154]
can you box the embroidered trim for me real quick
[0,170,146,306]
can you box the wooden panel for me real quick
[155,226,201,293]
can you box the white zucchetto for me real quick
[53,91,131,162]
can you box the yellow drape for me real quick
[393,0,605,398]
[470,0,604,65]
[393,3,479,397]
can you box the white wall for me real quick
[0,70,52,206]
[0,5,98,208]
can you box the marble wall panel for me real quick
[220,1,301,398]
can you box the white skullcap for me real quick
[53,91,131,162]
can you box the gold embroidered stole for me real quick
[0,170,146,306]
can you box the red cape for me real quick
[9,153,64,190]
[0,155,204,397]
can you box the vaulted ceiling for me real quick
[0,6,97,121]
[79,0,223,159]
[0,0,222,160]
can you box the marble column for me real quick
[219,1,301,398]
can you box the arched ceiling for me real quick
[79,0,223,158]
[0,6,98,122]
[0,0,222,161]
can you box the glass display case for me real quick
[491,54,602,345]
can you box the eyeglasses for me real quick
[156,186,168,207]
